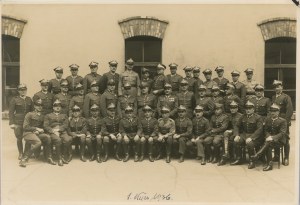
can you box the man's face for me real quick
[18,89,27,96]
[41,85,48,92]
[108,85,115,92]
[126,112,133,118]
[226,88,233,95]
[217,71,224,78]
[72,111,80,118]
[245,107,254,115]
[141,87,149,94]
[110,65,117,73]
[107,109,115,117]
[78,89,84,95]
[204,74,211,80]
[193,72,200,78]
[274,85,283,94]
[35,104,42,112]
[232,75,239,82]
[185,71,192,78]
[162,112,170,119]
[181,84,188,92]
[195,111,203,118]
[230,107,238,114]
[215,108,222,115]
[170,68,177,75]
[157,69,164,75]
[143,72,150,78]
[126,64,134,71]
[90,66,98,73]
[255,90,263,98]
[71,69,78,76]
[212,90,220,97]
[199,90,206,97]
[91,110,99,117]
[55,72,63,79]
[91,86,99,92]
[53,105,61,113]
[61,86,68,93]
[144,110,152,118]
[270,110,279,118]
[246,73,253,80]
[124,88,130,95]
[164,88,172,95]
[178,110,186,118]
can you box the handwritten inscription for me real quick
[127,192,172,201]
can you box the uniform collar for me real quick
[247,114,254,118]
[19,95,26,99]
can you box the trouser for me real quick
[147,136,158,155]
[204,135,223,159]
[103,134,123,156]
[223,131,235,158]
[122,135,141,155]
[193,138,205,158]
[233,137,262,161]
[256,141,281,164]
[50,133,72,159]
[13,125,24,155]
[73,134,92,156]
[23,133,51,159]
[173,137,187,155]
[157,135,173,156]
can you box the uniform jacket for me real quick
[118,70,140,96]
[138,117,158,137]
[54,93,72,115]
[83,73,102,94]
[68,117,87,137]
[242,79,258,95]
[271,93,293,123]
[22,111,44,135]
[210,113,229,135]
[195,96,215,119]
[117,95,137,117]
[224,94,243,114]
[101,115,121,136]
[9,96,33,125]
[33,91,54,115]
[213,77,229,93]
[152,74,168,95]
[86,117,102,136]
[49,78,64,95]
[100,71,119,94]
[66,75,83,96]
[44,112,69,134]
[141,78,154,92]
[69,95,84,117]
[100,90,118,117]
[177,91,195,110]
[264,116,287,144]
[166,74,183,93]
[203,80,217,97]
[231,81,246,103]
[175,117,193,138]
[83,92,101,118]
[157,94,178,117]
[119,117,139,137]
[192,117,211,138]
[193,77,204,93]
[158,118,175,135]
[227,112,243,131]
[249,96,271,117]
[184,77,196,92]
[234,113,263,140]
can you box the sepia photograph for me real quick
[1,1,298,204]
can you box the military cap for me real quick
[193,67,201,73]
[107,79,116,86]
[125,106,134,113]
[90,104,99,111]
[34,98,42,106]
[143,105,153,111]
[244,101,255,109]
[273,80,283,87]
[72,105,81,112]
[161,106,170,113]
[107,103,116,110]
[198,84,207,91]
[53,66,63,73]
[183,66,193,72]
[254,84,264,91]
[17,84,27,90]
[69,64,79,70]
[39,79,49,86]
[90,80,98,87]
[202,68,212,75]
[53,99,62,106]
[109,60,118,66]
[89,61,99,68]
[157,63,166,70]
[215,66,224,72]
[164,83,172,89]
[180,79,189,85]
[140,82,150,88]
[75,83,84,90]
[194,105,204,111]
[215,103,224,110]
[270,103,280,112]
[231,70,240,76]
[244,68,254,74]
[60,80,69,87]
[229,101,239,108]
[142,67,149,74]
[169,63,178,69]
[226,83,235,89]
[211,85,220,91]
[123,82,131,89]
[126,58,134,65]
[178,105,187,111]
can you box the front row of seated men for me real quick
[19,95,287,172]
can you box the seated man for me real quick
[250,104,287,171]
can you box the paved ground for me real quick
[1,119,298,205]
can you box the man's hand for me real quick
[36,128,44,133]
[173,134,180,139]
[266,136,273,142]
[86,135,91,138]
[153,90,159,95]
[246,138,252,144]
[110,134,117,141]
[234,135,240,142]
[10,124,16,129]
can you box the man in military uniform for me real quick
[211,85,224,105]
[100,79,118,117]
[189,105,211,165]
[119,106,140,162]
[173,105,193,163]
[137,105,159,162]
[66,64,83,97]
[249,84,271,119]
[166,63,183,95]
[83,80,101,118]
[101,103,123,161]
[195,85,215,120]
[157,83,178,119]
[157,107,175,163]
[49,67,64,95]
[67,105,88,162]
[86,104,102,162]
[231,70,246,104]
[117,83,137,118]
[242,68,258,101]
[183,66,196,92]
[54,80,71,116]
[140,68,154,92]
[118,58,140,97]
[33,79,54,115]
[69,83,85,117]
[213,66,229,96]
[100,60,120,95]
[44,99,72,166]
[19,98,56,167]
[83,61,102,95]
[204,103,229,164]
[152,63,168,96]
[231,101,263,169]
[223,83,243,114]
[192,67,203,93]
[137,82,157,119]
[9,84,33,159]
[271,80,293,166]
[218,101,243,166]
[203,68,217,97]
[177,79,195,118]
[250,104,287,171]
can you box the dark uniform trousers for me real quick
[174,118,193,156]
[137,94,157,119]
[86,117,102,156]
[120,117,140,155]
[157,118,175,156]
[177,91,195,118]
[9,96,33,155]
[44,113,72,159]
[138,118,159,156]
[204,113,229,160]
[190,117,210,158]
[23,111,51,159]
[68,117,87,157]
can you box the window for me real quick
[264,37,296,110]
[125,36,162,78]
[2,35,20,110]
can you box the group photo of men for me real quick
[9,58,293,172]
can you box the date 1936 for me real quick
[127,192,172,201]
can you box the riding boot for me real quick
[140,143,145,162]
[103,143,109,162]
[17,138,24,160]
[115,143,122,161]
[283,142,290,166]
[251,142,270,161]
[230,145,242,165]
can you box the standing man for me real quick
[9,84,33,160]
[223,83,243,114]
[177,79,195,118]
[157,83,178,119]
[83,61,102,95]
[211,85,224,105]
[271,80,293,166]
[33,79,54,115]
[203,69,217,97]
[49,67,64,95]
[83,80,101,118]
[100,79,118,117]
[100,60,119,95]
[140,68,154,92]
[192,66,203,93]
[66,64,83,97]
[183,66,196,92]
[69,83,85,117]
[242,68,258,101]
[54,80,72,116]
[195,85,215,120]
[118,58,140,97]
[137,82,157,119]
[249,84,271,119]
[117,83,137,118]
[230,70,246,104]
[166,63,183,95]
[213,66,229,96]
[152,63,168,96]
